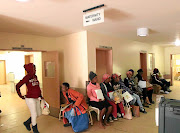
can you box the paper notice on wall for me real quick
[95,89,104,100]
[83,9,104,27]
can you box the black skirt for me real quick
[89,100,111,110]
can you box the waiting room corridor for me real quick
[0,84,179,133]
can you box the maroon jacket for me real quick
[16,63,42,99]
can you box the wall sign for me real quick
[83,9,104,27]
[12,47,33,50]
[99,45,112,49]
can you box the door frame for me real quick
[0,60,7,84]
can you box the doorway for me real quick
[171,54,180,86]
[96,48,113,83]
[0,60,6,85]
[25,55,34,75]
[140,52,147,80]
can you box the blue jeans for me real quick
[131,93,143,110]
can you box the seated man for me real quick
[87,71,112,129]
[62,82,88,127]
[152,68,171,94]
[117,72,147,113]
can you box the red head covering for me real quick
[24,63,35,75]
[102,74,111,82]
[111,74,119,80]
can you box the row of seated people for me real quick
[62,68,168,130]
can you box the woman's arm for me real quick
[100,83,111,101]
[87,86,99,102]
[71,89,84,107]
[16,76,29,99]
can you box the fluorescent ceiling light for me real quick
[16,0,29,2]
[175,39,180,46]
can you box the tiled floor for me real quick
[0,82,180,133]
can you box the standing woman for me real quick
[16,63,42,133]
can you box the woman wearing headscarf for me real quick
[152,68,171,93]
[134,69,154,105]
[16,63,42,133]
[124,71,147,113]
[62,82,88,127]
[100,74,125,121]
[87,71,112,129]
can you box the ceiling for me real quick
[0,0,179,45]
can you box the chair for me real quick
[86,81,100,125]
[59,104,67,121]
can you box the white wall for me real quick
[87,31,165,79]
[164,46,180,75]
[0,51,42,86]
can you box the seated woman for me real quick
[87,71,112,129]
[100,74,125,121]
[62,82,88,127]
[152,68,171,93]
[123,71,147,113]
[134,69,154,105]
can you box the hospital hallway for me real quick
[0,83,180,133]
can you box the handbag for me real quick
[40,99,50,115]
[123,103,133,120]
[122,91,133,103]
[69,107,89,133]
[131,105,140,117]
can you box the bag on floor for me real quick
[124,103,132,120]
[69,107,89,132]
[40,99,50,115]
[131,105,140,117]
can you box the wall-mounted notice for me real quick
[83,9,104,27]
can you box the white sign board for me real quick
[83,9,104,27]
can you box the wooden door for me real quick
[140,53,147,80]
[42,51,60,117]
[170,54,173,86]
[96,49,113,83]
[0,60,6,85]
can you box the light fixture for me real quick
[137,28,149,37]
[16,0,29,2]
[175,39,180,46]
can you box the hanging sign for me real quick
[83,9,104,27]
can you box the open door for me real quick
[140,53,147,80]
[42,51,60,117]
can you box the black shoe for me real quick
[0,110,1,113]
[32,124,39,133]
[23,117,31,131]
[151,101,155,104]
[143,104,149,108]
[167,89,172,92]
[64,123,71,127]
[140,109,147,114]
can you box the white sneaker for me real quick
[109,117,114,123]
[160,90,164,93]
[113,117,118,121]
[117,113,121,118]
[164,91,169,94]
